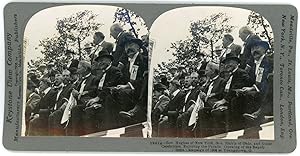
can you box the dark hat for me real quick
[95,48,114,62]
[196,52,205,57]
[48,62,55,67]
[252,40,270,50]
[125,36,143,47]
[221,53,241,64]
[178,64,185,69]
[68,59,79,74]
[154,83,167,91]
[69,67,78,74]
[38,64,46,69]
[95,32,105,39]
[66,49,75,55]
[170,66,177,70]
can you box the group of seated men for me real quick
[151,26,273,139]
[25,24,149,136]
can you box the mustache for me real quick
[127,48,137,53]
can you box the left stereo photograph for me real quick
[22,5,149,137]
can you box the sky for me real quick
[150,6,272,69]
[24,5,149,62]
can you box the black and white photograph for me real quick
[149,6,274,139]
[22,5,149,137]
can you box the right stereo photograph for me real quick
[149,6,274,140]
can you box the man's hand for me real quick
[212,99,227,109]
[81,91,89,96]
[116,84,129,90]
[241,87,254,93]
[86,97,100,106]
[235,89,244,96]
[117,62,124,70]
[208,93,216,98]
[30,114,39,120]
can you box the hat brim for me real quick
[222,57,241,64]
[95,54,114,62]
[125,38,143,47]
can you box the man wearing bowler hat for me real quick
[87,48,123,131]
[211,53,252,132]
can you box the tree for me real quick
[36,10,103,70]
[247,11,274,51]
[158,13,234,73]
[189,13,234,58]
[56,10,103,59]
[113,8,147,38]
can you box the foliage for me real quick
[157,13,234,73]
[113,8,147,38]
[35,10,102,70]
[247,11,274,51]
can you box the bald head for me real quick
[110,24,123,39]
[239,26,253,42]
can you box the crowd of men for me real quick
[25,23,149,136]
[152,26,273,139]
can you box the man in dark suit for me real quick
[194,62,226,137]
[48,69,76,136]
[92,32,114,56]
[110,23,135,67]
[220,34,242,78]
[27,78,57,136]
[239,40,272,139]
[238,26,261,70]
[83,49,123,133]
[158,80,186,137]
[176,72,201,138]
[67,61,100,136]
[25,80,41,136]
[212,53,253,132]
[90,32,113,75]
[113,37,148,125]
[151,83,170,137]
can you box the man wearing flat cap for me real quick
[211,53,252,132]
[151,83,170,137]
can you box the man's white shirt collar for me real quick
[172,89,180,98]
[226,42,233,48]
[43,87,51,95]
